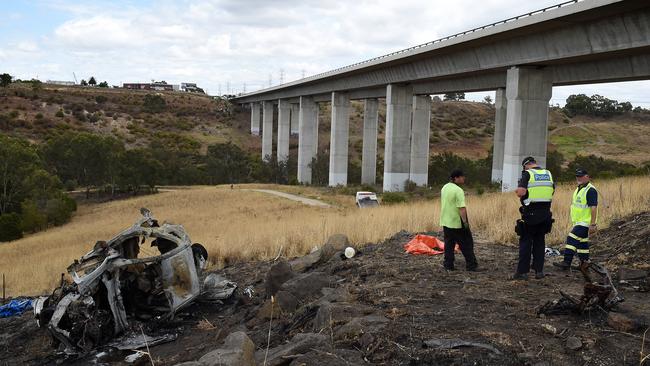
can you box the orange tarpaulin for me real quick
[404,234,459,255]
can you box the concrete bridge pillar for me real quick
[262,101,274,161]
[384,84,413,192]
[277,99,291,163]
[329,92,350,186]
[491,88,507,183]
[361,98,379,185]
[410,95,431,186]
[298,96,318,184]
[290,103,299,135]
[502,67,552,192]
[250,102,261,135]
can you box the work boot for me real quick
[552,261,571,271]
[509,273,528,281]
[534,272,545,279]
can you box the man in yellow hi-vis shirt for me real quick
[554,168,598,270]
[440,169,478,271]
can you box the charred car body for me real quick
[34,209,209,354]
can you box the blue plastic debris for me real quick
[0,299,33,318]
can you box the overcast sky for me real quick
[2,0,650,107]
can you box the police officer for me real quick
[511,156,555,280]
[553,168,598,270]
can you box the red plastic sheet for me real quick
[404,234,459,255]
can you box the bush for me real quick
[45,196,76,226]
[95,95,108,104]
[381,192,407,204]
[143,94,166,113]
[0,213,23,242]
[20,200,47,233]
[55,109,64,118]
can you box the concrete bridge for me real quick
[232,0,650,191]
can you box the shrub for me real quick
[381,192,407,204]
[45,196,76,226]
[35,113,44,120]
[0,213,23,242]
[143,94,166,113]
[95,95,108,104]
[55,109,64,118]
[20,200,47,233]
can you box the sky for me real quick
[2,0,650,107]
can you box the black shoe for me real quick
[535,272,545,279]
[467,266,485,272]
[444,266,455,271]
[509,273,528,281]
[552,261,570,271]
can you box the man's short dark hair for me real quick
[450,169,464,180]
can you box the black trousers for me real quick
[443,227,478,270]
[516,223,547,274]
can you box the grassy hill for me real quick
[2,82,650,168]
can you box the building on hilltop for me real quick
[123,81,180,91]
[181,82,205,94]
[47,80,76,86]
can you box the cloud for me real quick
[1,0,649,106]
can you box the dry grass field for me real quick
[1,177,648,297]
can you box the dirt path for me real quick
[247,189,332,208]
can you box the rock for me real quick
[275,290,299,313]
[541,323,557,335]
[289,250,322,273]
[312,302,375,332]
[288,348,364,366]
[320,286,355,303]
[265,259,294,297]
[607,312,648,332]
[198,331,256,366]
[618,267,648,281]
[334,314,389,340]
[566,336,582,350]
[321,234,350,258]
[255,333,329,366]
[280,271,333,301]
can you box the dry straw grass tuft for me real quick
[0,176,648,297]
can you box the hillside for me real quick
[2,83,650,167]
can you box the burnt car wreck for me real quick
[33,208,220,354]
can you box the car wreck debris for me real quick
[33,208,212,355]
[538,261,624,315]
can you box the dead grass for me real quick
[0,176,648,297]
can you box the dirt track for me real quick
[2,214,649,365]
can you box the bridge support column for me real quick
[290,103,299,135]
[250,102,260,135]
[502,67,552,192]
[277,99,291,163]
[383,84,413,192]
[329,92,350,186]
[362,98,379,185]
[298,96,318,184]
[262,101,274,161]
[491,88,507,183]
[410,95,431,186]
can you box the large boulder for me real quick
[334,315,389,340]
[265,259,294,297]
[256,290,300,320]
[289,250,322,273]
[255,333,329,366]
[321,234,350,259]
[280,271,333,302]
[198,331,256,366]
[312,302,375,332]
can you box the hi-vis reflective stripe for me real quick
[573,203,589,208]
[569,233,589,242]
[577,249,590,254]
[523,198,552,205]
[528,182,554,187]
[565,244,577,251]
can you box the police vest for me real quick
[523,168,554,206]
[571,182,597,227]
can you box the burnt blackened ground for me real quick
[2,213,650,366]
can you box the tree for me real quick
[98,81,109,88]
[483,95,493,105]
[0,73,12,87]
[0,135,41,214]
[88,76,97,86]
[206,142,251,184]
[443,92,465,101]
[80,79,88,86]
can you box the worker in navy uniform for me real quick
[553,168,598,270]
[511,156,555,280]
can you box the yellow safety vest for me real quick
[571,182,597,227]
[524,168,554,206]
